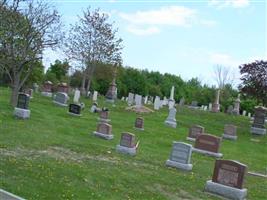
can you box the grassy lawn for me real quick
[0,87,266,200]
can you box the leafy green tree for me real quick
[46,60,70,83]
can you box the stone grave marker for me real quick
[41,81,53,97]
[222,124,237,140]
[144,96,148,104]
[242,110,246,116]
[53,92,69,107]
[205,160,247,200]
[193,134,223,158]
[187,125,204,141]
[68,104,81,116]
[166,142,193,171]
[191,101,198,107]
[73,89,80,104]
[154,96,160,110]
[93,91,98,102]
[98,110,110,122]
[164,107,177,128]
[212,89,220,112]
[128,93,134,105]
[14,93,31,119]
[232,94,241,115]
[179,98,185,106]
[57,82,68,93]
[250,106,267,135]
[134,94,142,108]
[0,189,26,200]
[93,122,113,140]
[134,117,144,131]
[208,103,212,111]
[116,132,139,155]
[227,105,234,114]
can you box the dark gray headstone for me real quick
[17,93,30,109]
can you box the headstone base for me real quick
[68,112,81,117]
[0,189,25,200]
[116,145,136,156]
[192,148,223,158]
[98,118,111,123]
[205,180,247,200]
[164,120,177,128]
[222,134,237,140]
[166,159,192,171]
[186,137,196,142]
[134,127,144,131]
[106,99,115,103]
[41,92,53,97]
[14,107,30,119]
[250,127,266,135]
[53,101,68,107]
[93,131,113,140]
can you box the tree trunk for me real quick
[81,73,86,96]
[9,75,20,107]
[86,78,91,94]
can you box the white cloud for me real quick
[119,6,197,27]
[209,0,250,8]
[209,53,241,67]
[126,26,160,36]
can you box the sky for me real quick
[42,0,266,87]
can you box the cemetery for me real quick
[0,0,266,199]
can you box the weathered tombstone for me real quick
[53,92,69,107]
[191,101,198,107]
[247,112,251,118]
[168,100,175,109]
[166,142,193,171]
[134,117,144,131]
[187,125,204,142]
[242,110,246,116]
[98,110,110,122]
[105,72,117,103]
[14,93,31,119]
[116,132,139,155]
[68,104,81,116]
[164,107,177,128]
[41,81,53,97]
[212,89,220,112]
[57,82,68,93]
[93,122,113,140]
[33,82,39,92]
[170,86,175,100]
[134,94,142,108]
[121,96,125,101]
[222,124,237,140]
[154,96,160,110]
[193,134,223,158]
[179,98,185,106]
[250,106,267,135]
[205,160,247,200]
[144,96,148,104]
[204,106,208,111]
[0,189,26,200]
[232,94,241,115]
[208,103,212,111]
[25,88,33,99]
[93,91,98,102]
[73,89,80,104]
[128,93,134,105]
[227,105,234,114]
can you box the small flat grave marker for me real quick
[187,125,204,142]
[93,123,113,140]
[134,117,144,131]
[53,92,69,107]
[116,132,139,155]
[68,104,81,116]
[222,124,237,140]
[14,93,31,119]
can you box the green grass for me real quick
[0,87,266,200]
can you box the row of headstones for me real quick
[92,110,144,155]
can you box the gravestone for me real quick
[98,110,110,122]
[193,134,223,158]
[25,88,33,99]
[205,160,247,200]
[154,96,160,110]
[53,92,69,107]
[128,93,134,105]
[0,189,26,200]
[168,100,175,109]
[242,110,246,116]
[134,117,144,131]
[14,93,31,119]
[187,125,204,141]
[164,107,177,128]
[170,86,175,100]
[144,96,148,104]
[250,106,267,135]
[57,82,68,93]
[232,94,241,115]
[41,81,53,97]
[208,103,212,111]
[93,91,98,102]
[204,106,208,111]
[33,82,39,92]
[191,101,198,107]
[121,96,125,101]
[179,98,185,106]
[93,122,113,140]
[227,105,234,114]
[73,89,80,104]
[68,104,81,116]
[134,94,142,108]
[116,132,138,155]
[212,89,220,112]
[166,142,193,171]
[247,113,251,118]
[222,124,237,140]
[105,74,117,103]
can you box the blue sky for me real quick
[43,0,266,87]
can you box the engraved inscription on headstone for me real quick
[17,93,30,109]
[170,142,192,164]
[120,132,136,148]
[97,123,112,135]
[135,117,144,130]
[195,134,221,153]
[69,104,81,115]
[188,125,204,140]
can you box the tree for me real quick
[0,0,62,106]
[213,65,234,89]
[239,60,267,106]
[65,7,123,95]
[46,59,70,83]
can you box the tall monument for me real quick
[232,94,241,115]
[212,89,220,113]
[105,64,118,103]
